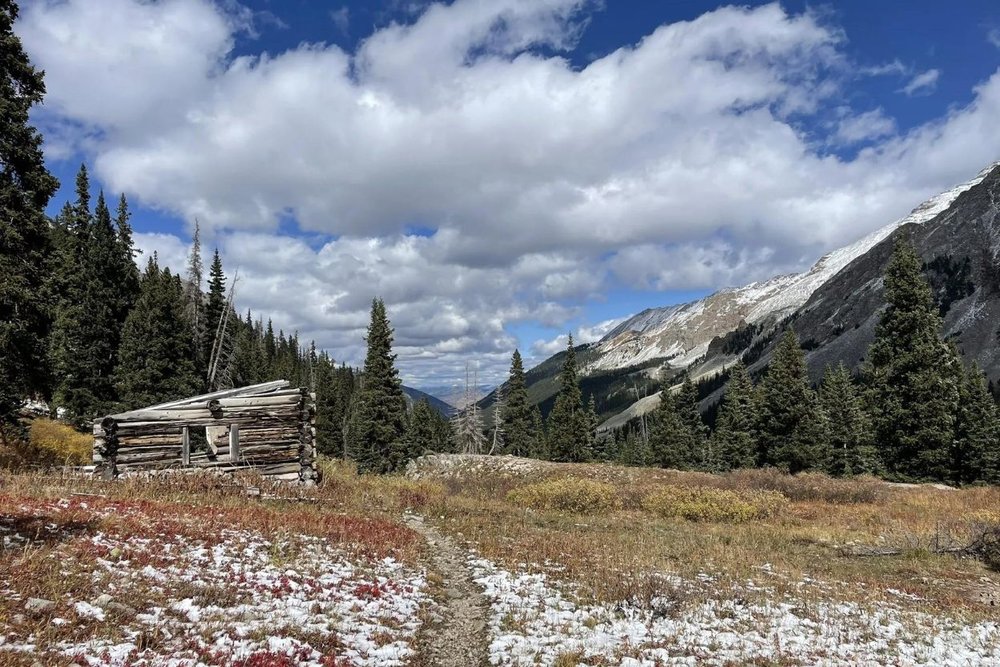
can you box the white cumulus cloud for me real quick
[16,0,1000,384]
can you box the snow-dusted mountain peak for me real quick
[585,164,997,374]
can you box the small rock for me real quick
[106,601,137,618]
[24,598,55,615]
[92,593,114,608]
[12,614,25,625]
[446,587,463,599]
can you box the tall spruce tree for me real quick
[405,398,442,460]
[500,349,535,456]
[529,405,547,459]
[115,258,200,409]
[757,329,829,473]
[314,352,339,456]
[952,364,999,485]
[649,377,704,469]
[352,298,408,473]
[203,249,227,378]
[48,177,130,420]
[820,363,877,476]
[712,361,758,471]
[864,236,962,481]
[0,0,60,418]
[546,335,590,462]
[113,194,141,313]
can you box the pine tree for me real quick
[48,177,128,420]
[115,258,200,408]
[820,363,877,476]
[585,395,601,458]
[529,406,547,459]
[757,329,829,473]
[405,398,440,460]
[546,336,590,462]
[203,249,227,380]
[0,0,59,419]
[864,236,963,481]
[952,364,999,485]
[500,349,535,456]
[648,377,704,469]
[314,352,339,456]
[352,298,408,473]
[712,361,758,471]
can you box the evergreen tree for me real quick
[952,364,999,485]
[352,298,408,473]
[0,0,59,420]
[712,361,758,471]
[405,398,440,460]
[48,178,130,420]
[115,258,200,408]
[649,377,704,469]
[864,236,962,481]
[820,363,877,476]
[757,329,829,473]
[113,194,141,312]
[500,349,535,456]
[546,335,590,462]
[529,405,547,459]
[585,395,601,458]
[314,352,339,456]
[204,249,227,377]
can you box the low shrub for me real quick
[717,469,886,504]
[27,418,92,466]
[507,477,622,513]
[642,485,787,523]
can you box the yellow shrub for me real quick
[642,485,787,523]
[507,477,621,513]
[28,419,92,466]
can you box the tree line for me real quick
[599,237,1000,485]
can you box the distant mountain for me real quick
[402,386,457,417]
[587,164,996,376]
[418,384,493,410]
[520,161,1000,430]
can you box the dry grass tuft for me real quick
[507,478,621,513]
[642,486,787,523]
[0,418,92,469]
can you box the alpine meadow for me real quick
[5,0,1000,665]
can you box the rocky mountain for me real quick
[520,161,1000,430]
[588,164,998,376]
[402,386,456,417]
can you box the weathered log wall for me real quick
[93,381,319,484]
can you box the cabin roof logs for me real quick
[93,380,318,484]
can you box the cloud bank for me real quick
[18,0,1000,385]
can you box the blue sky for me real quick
[20,0,1000,390]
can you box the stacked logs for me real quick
[93,381,319,484]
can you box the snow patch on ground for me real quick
[0,500,429,666]
[470,557,1000,666]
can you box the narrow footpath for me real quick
[404,513,489,667]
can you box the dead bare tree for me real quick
[488,387,505,455]
[452,363,486,454]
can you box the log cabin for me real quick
[92,380,318,484]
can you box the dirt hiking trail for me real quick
[404,513,489,667]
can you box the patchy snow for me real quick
[470,557,1000,666]
[0,498,429,666]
